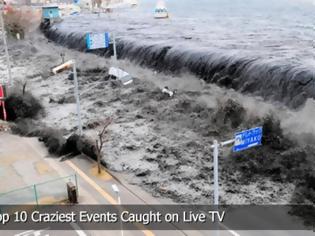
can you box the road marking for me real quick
[70,222,88,236]
[202,210,240,236]
[142,230,155,236]
[65,160,155,236]
[65,160,117,204]
[15,228,50,236]
[219,223,240,236]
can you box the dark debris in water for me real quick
[6,91,43,121]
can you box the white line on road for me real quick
[219,223,241,236]
[14,228,50,236]
[70,222,88,236]
[202,210,240,236]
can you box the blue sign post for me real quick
[86,32,110,50]
[233,127,262,152]
[211,126,263,207]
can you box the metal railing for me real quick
[0,174,78,205]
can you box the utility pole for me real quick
[0,7,12,87]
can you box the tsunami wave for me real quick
[41,22,315,109]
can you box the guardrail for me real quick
[0,174,78,205]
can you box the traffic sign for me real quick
[212,127,263,205]
[86,32,110,50]
[233,127,262,152]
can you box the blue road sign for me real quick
[233,127,262,152]
[86,32,110,50]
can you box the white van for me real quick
[154,7,168,19]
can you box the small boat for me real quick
[128,0,138,7]
[154,1,168,19]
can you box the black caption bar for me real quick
[0,205,314,230]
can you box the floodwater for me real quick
[62,0,315,63]
[45,0,315,107]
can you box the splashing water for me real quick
[42,0,315,108]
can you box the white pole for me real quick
[210,138,234,206]
[213,139,219,205]
[112,184,123,236]
[0,9,12,87]
[72,61,83,136]
[112,32,117,62]
[117,194,124,236]
[212,139,235,235]
[213,139,220,235]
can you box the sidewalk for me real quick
[0,133,68,204]
[0,133,188,236]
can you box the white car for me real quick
[154,7,168,19]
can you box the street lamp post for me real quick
[0,7,12,87]
[72,60,83,136]
[52,60,83,136]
